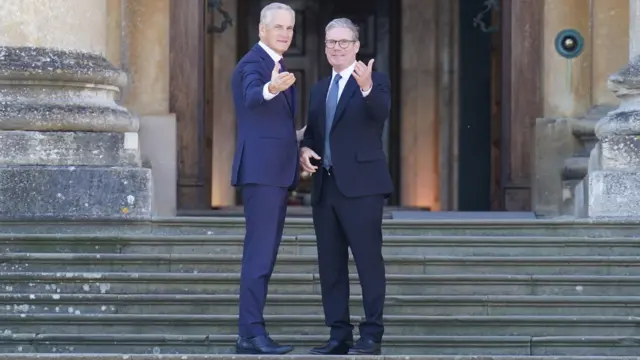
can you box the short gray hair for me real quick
[260,2,295,26]
[325,18,359,41]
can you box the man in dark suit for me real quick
[230,2,299,355]
[299,18,393,356]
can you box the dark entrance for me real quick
[456,0,499,211]
[237,0,400,206]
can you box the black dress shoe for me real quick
[235,335,294,354]
[348,338,381,355]
[308,338,353,355]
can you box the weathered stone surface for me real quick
[5,293,640,317]
[8,271,640,296]
[0,46,126,86]
[2,219,640,356]
[599,135,640,169]
[0,46,152,219]
[2,313,639,338]
[0,131,140,166]
[589,55,640,217]
[0,166,151,220]
[588,170,640,217]
[5,253,640,276]
[0,47,136,132]
[6,232,640,257]
[0,354,637,360]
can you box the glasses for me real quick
[325,39,356,49]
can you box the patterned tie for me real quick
[323,74,342,169]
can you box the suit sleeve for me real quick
[364,72,391,124]
[300,88,315,150]
[241,59,270,110]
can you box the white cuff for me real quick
[263,82,279,100]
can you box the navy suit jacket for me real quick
[301,71,393,204]
[231,44,299,189]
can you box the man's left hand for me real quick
[353,59,374,91]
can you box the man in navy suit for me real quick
[300,18,393,356]
[230,2,299,355]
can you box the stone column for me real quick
[0,0,152,220]
[588,0,640,217]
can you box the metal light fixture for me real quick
[473,0,500,33]
[207,0,233,33]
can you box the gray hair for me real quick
[325,18,359,41]
[260,2,295,26]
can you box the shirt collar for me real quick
[258,41,282,63]
[332,62,356,81]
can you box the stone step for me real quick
[2,217,638,237]
[1,314,639,337]
[4,233,640,257]
[160,216,640,237]
[3,272,640,296]
[4,253,640,275]
[2,334,639,356]
[151,216,640,236]
[4,293,640,317]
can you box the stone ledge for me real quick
[0,131,140,166]
[0,165,151,220]
[0,101,137,133]
[0,335,639,357]
[0,46,126,87]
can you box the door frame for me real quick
[169,0,516,212]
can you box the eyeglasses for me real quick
[325,39,356,49]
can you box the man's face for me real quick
[325,27,359,71]
[259,10,295,55]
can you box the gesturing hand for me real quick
[353,59,374,91]
[268,62,296,94]
[299,147,321,174]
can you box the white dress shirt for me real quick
[329,61,372,101]
[258,41,283,101]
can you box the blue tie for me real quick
[323,74,342,169]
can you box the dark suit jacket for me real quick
[301,71,393,204]
[231,44,299,189]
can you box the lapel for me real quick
[317,77,331,140]
[330,75,358,131]
[283,79,295,116]
[251,44,294,117]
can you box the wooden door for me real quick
[171,0,209,210]
[243,0,395,205]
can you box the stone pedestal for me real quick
[0,47,152,220]
[588,55,640,217]
[587,0,640,217]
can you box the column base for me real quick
[588,170,640,217]
[0,165,152,220]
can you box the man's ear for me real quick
[354,41,361,54]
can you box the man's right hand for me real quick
[268,62,296,94]
[300,147,321,173]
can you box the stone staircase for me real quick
[0,216,639,359]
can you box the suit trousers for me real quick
[312,168,386,342]
[237,184,289,337]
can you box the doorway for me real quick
[456,0,501,211]
[236,0,401,207]
[170,0,504,214]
